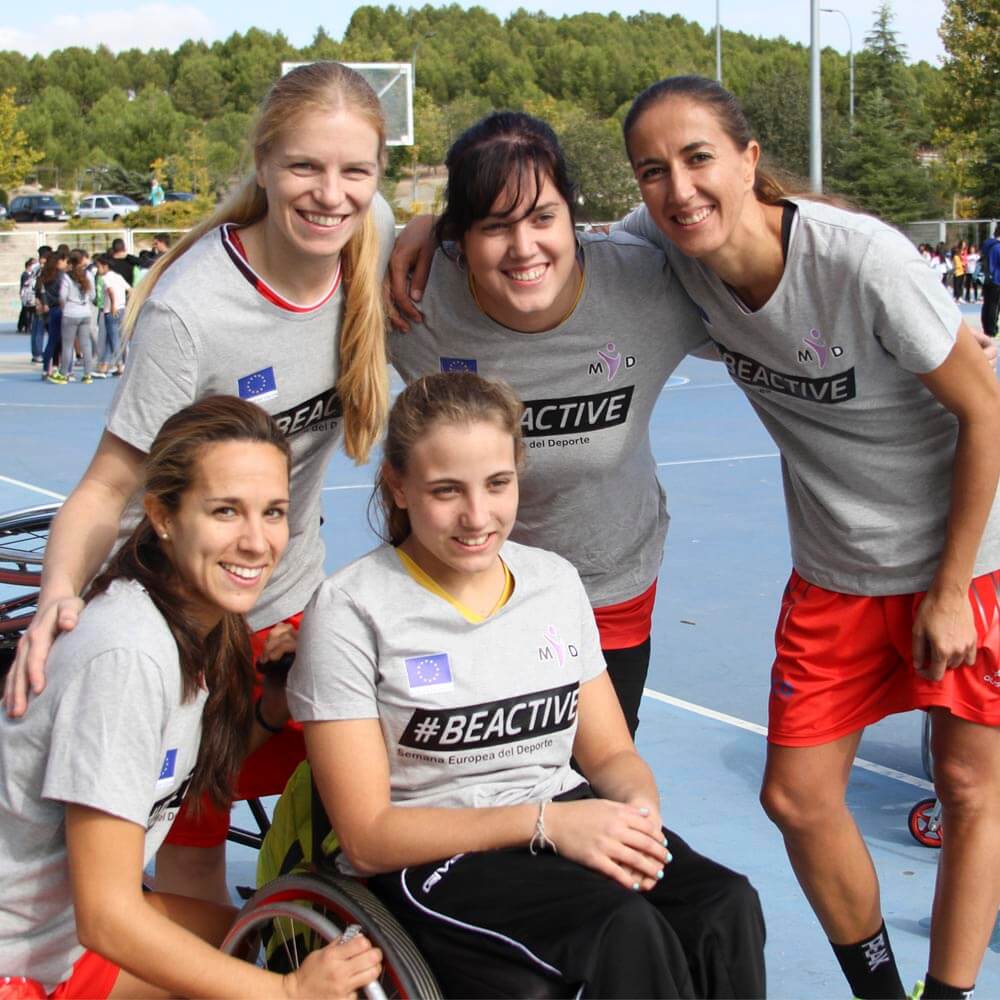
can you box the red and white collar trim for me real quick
[221,223,342,313]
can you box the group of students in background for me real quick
[918,239,993,306]
[16,234,171,384]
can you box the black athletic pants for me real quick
[982,280,1000,337]
[369,805,766,998]
[604,637,651,738]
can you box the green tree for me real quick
[739,57,810,178]
[21,85,90,183]
[0,87,44,190]
[172,54,227,119]
[830,88,937,222]
[936,0,999,214]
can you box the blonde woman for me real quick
[6,61,394,904]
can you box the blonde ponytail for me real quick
[339,207,389,464]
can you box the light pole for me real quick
[820,6,854,127]
[410,32,436,203]
[715,0,722,84]
[809,0,822,192]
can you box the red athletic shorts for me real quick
[164,612,307,847]
[1,950,120,999]
[594,580,657,650]
[768,569,1000,747]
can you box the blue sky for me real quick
[1,2,947,67]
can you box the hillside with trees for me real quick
[0,1,994,224]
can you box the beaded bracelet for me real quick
[529,799,558,855]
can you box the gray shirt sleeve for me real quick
[107,299,199,452]
[860,231,960,374]
[43,648,170,827]
[289,582,380,722]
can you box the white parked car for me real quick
[74,194,141,222]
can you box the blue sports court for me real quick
[1,300,997,998]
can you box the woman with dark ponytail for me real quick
[0,395,381,1000]
[620,75,1000,1000]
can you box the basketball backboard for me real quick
[280,61,414,146]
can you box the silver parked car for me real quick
[74,194,141,222]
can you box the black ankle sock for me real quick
[923,973,974,999]
[831,921,906,999]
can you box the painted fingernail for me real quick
[639,806,650,816]
[665,850,673,863]
[632,881,640,891]
[662,836,669,847]
[656,869,664,879]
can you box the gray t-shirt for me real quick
[390,232,710,608]
[0,579,206,990]
[619,198,1000,594]
[288,541,603,871]
[107,196,396,629]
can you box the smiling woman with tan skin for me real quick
[5,61,394,905]
[0,396,381,1000]
[290,372,765,999]
[611,75,1000,1000]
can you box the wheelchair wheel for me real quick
[0,504,59,677]
[222,873,442,999]
[908,797,943,848]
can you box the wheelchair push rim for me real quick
[222,873,442,999]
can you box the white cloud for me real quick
[5,5,217,56]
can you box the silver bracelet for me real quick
[529,800,558,855]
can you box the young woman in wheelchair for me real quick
[0,397,381,1000]
[288,372,766,998]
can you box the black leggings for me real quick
[604,637,651,738]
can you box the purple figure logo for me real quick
[543,625,567,667]
[596,343,622,381]
[802,329,831,369]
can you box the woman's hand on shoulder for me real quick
[4,595,84,716]
[385,214,437,332]
[545,797,669,892]
[283,931,382,1000]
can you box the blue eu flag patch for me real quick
[237,366,278,401]
[440,357,478,373]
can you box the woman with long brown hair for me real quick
[0,395,381,1000]
[6,60,395,903]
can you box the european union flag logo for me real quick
[159,749,177,781]
[403,652,454,693]
[155,748,178,793]
[237,366,278,402]
[440,357,478,373]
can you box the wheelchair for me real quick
[0,502,443,999]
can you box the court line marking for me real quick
[0,475,67,501]
[657,452,779,468]
[662,380,738,392]
[643,688,934,792]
